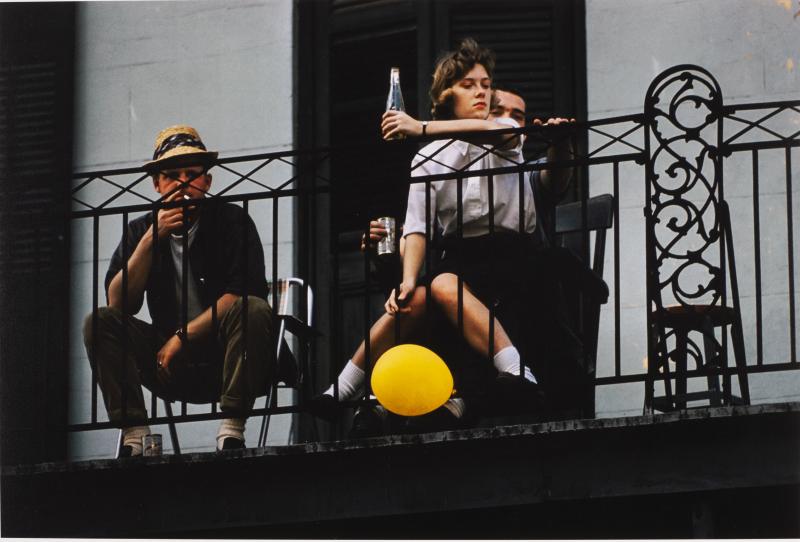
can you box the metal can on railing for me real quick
[376,216,397,257]
[142,434,163,456]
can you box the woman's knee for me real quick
[406,285,432,312]
[430,273,460,306]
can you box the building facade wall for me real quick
[68,0,294,460]
[64,0,800,458]
[586,0,800,417]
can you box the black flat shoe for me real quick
[306,393,344,422]
[408,406,461,434]
[219,437,246,451]
[117,445,135,458]
[348,406,385,439]
[494,372,546,413]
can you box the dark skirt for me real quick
[417,232,588,418]
[432,232,540,346]
[419,232,544,404]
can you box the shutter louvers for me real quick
[0,62,60,276]
[0,3,74,465]
[450,4,556,119]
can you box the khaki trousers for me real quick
[83,296,275,425]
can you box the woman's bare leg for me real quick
[429,270,540,413]
[429,272,512,357]
[317,285,432,403]
[350,285,431,368]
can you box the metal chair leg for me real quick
[259,316,287,447]
[115,429,124,459]
[730,317,751,404]
[258,384,278,448]
[674,330,689,410]
[163,401,180,455]
[700,317,722,407]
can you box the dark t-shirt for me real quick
[105,201,269,336]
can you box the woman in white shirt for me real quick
[311,38,542,432]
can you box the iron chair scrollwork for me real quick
[643,64,750,413]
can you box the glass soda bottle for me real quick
[385,67,405,140]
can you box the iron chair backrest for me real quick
[643,65,749,410]
[555,193,614,275]
[644,65,730,318]
[273,277,314,325]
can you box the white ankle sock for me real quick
[122,425,150,456]
[324,360,365,400]
[493,346,537,383]
[216,418,246,450]
[441,398,465,419]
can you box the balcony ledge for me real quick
[2,402,799,537]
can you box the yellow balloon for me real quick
[371,344,454,417]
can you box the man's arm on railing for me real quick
[538,117,576,199]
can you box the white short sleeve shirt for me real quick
[402,117,537,239]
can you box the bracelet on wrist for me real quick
[421,121,428,136]
[175,327,187,341]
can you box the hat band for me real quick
[153,133,207,161]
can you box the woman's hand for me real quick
[385,278,416,315]
[381,110,423,140]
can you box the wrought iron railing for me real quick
[68,65,800,447]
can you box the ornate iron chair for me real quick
[643,65,750,413]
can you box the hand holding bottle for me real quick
[381,110,423,140]
[384,67,406,140]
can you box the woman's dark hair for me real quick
[429,38,496,120]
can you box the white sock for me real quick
[323,360,365,401]
[122,425,150,456]
[216,418,246,450]
[493,346,537,383]
[441,398,465,419]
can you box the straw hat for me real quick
[144,125,218,172]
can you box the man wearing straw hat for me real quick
[83,125,282,456]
